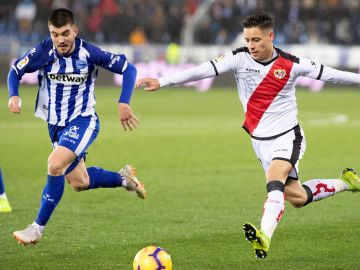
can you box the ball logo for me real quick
[274,69,286,79]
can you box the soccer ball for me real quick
[133,246,172,270]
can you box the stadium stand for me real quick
[1,0,360,46]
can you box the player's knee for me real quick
[47,160,66,176]
[70,184,86,192]
[66,175,89,192]
[286,194,308,208]
[289,199,306,208]
[285,183,312,208]
[68,181,87,192]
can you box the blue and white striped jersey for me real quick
[11,38,129,126]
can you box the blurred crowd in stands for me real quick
[1,0,360,46]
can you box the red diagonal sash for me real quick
[243,56,294,135]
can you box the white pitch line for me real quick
[300,112,348,126]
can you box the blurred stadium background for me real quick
[1,0,360,89]
[3,0,360,45]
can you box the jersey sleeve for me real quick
[159,51,237,87]
[318,65,360,84]
[86,43,128,74]
[12,39,52,79]
[294,57,324,79]
[296,56,360,84]
[159,61,216,87]
[210,51,238,75]
[9,39,52,97]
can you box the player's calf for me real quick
[66,174,90,192]
[85,165,147,199]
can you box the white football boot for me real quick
[13,224,43,246]
[120,165,147,199]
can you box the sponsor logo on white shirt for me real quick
[47,73,87,85]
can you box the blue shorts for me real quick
[48,114,100,174]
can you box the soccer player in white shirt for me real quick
[8,8,147,246]
[137,11,360,258]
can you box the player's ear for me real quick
[269,31,274,42]
[73,25,79,36]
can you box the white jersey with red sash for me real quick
[212,47,321,139]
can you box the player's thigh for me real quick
[266,159,292,183]
[57,115,99,159]
[251,126,306,182]
[251,138,273,180]
[285,179,308,207]
[65,159,89,191]
[49,114,99,175]
[48,145,77,174]
[269,126,306,179]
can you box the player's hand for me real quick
[136,78,160,92]
[118,103,140,131]
[8,96,22,114]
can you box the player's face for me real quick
[48,23,78,56]
[243,27,274,61]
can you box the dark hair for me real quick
[241,11,274,30]
[48,8,75,27]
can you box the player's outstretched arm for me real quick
[136,78,160,92]
[297,57,360,85]
[118,103,140,131]
[137,61,218,91]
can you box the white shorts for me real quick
[251,125,306,180]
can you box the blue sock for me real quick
[87,167,123,189]
[0,168,5,195]
[35,175,65,226]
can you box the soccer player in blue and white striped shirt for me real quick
[8,8,147,246]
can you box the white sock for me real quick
[303,179,348,202]
[0,193,7,199]
[32,221,45,233]
[261,190,285,239]
[122,179,128,188]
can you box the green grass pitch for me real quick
[1,85,360,269]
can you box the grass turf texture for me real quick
[0,86,360,269]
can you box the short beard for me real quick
[57,40,75,56]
